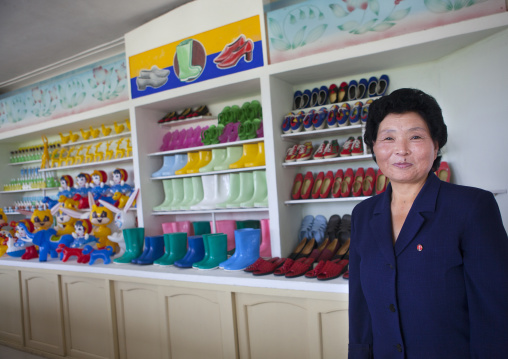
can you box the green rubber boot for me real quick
[154,179,173,211]
[216,172,240,208]
[114,227,145,264]
[184,177,203,209]
[196,233,227,270]
[163,232,188,266]
[214,146,243,171]
[240,170,267,208]
[154,233,172,266]
[192,221,211,235]
[199,148,227,173]
[236,220,261,229]
[176,39,202,82]
[169,178,184,210]
[178,177,194,210]
[192,233,212,268]
[227,171,254,208]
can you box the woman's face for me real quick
[373,112,438,186]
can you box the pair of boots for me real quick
[132,235,164,265]
[220,228,261,271]
[114,228,145,264]
[152,154,188,178]
[154,176,204,211]
[192,233,228,270]
[153,232,188,266]
[229,142,265,169]
[175,150,211,175]
[216,170,268,208]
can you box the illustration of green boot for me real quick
[176,39,203,82]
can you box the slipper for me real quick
[253,257,286,276]
[285,256,317,278]
[244,257,271,272]
[317,258,349,280]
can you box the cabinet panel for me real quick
[21,271,65,356]
[160,286,236,359]
[0,268,23,344]
[235,293,348,359]
[61,276,115,359]
[114,281,164,359]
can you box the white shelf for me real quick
[159,116,217,127]
[152,207,268,215]
[1,212,27,215]
[151,166,266,180]
[39,157,133,172]
[148,138,264,157]
[61,131,131,147]
[283,154,373,167]
[8,159,42,166]
[285,196,371,205]
[282,125,363,141]
[0,187,55,194]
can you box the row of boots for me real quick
[152,142,265,178]
[154,170,268,211]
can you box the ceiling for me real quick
[0,0,193,93]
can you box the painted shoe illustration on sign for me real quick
[173,38,206,82]
[136,65,170,91]
[214,34,254,69]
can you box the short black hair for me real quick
[364,88,448,171]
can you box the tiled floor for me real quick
[0,345,47,359]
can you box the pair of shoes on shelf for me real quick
[327,103,351,127]
[291,171,339,200]
[158,105,210,123]
[340,136,364,156]
[216,170,268,209]
[333,167,379,197]
[366,75,390,98]
[302,107,328,131]
[220,228,260,271]
[284,142,314,162]
[153,232,188,266]
[238,118,262,140]
[131,235,164,265]
[160,126,206,151]
[328,82,349,104]
[313,140,340,159]
[151,153,188,178]
[214,35,254,69]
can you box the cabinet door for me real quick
[21,270,65,356]
[159,286,237,359]
[61,275,116,359]
[0,268,23,344]
[114,281,164,359]
[235,293,348,359]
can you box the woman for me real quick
[348,88,508,358]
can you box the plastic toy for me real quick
[56,244,90,263]
[50,146,60,168]
[82,245,114,265]
[94,142,104,162]
[125,119,131,132]
[59,219,98,249]
[69,131,80,142]
[10,222,38,259]
[80,128,92,140]
[98,188,139,259]
[53,147,68,167]
[109,168,132,195]
[104,141,114,161]
[53,203,77,236]
[101,124,112,136]
[114,138,126,158]
[59,132,71,144]
[90,126,101,138]
[41,135,50,169]
[32,227,60,262]
[126,138,132,157]
[64,146,76,166]
[89,170,110,201]
[73,145,85,165]
[0,208,7,227]
[84,144,94,163]
[114,121,125,134]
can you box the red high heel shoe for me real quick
[376,169,388,194]
[331,169,344,198]
[436,161,451,182]
[320,171,334,198]
[214,35,246,64]
[341,168,354,197]
[311,172,325,199]
[352,168,365,197]
[300,172,314,199]
[216,39,254,69]
[362,167,376,196]
[291,173,303,200]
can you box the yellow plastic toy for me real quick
[64,146,76,166]
[80,128,92,140]
[244,142,266,167]
[50,147,60,168]
[114,138,125,159]
[101,124,112,136]
[112,191,137,209]
[74,145,85,165]
[53,147,68,168]
[125,119,131,132]
[186,150,212,174]
[113,121,125,134]
[84,144,94,163]
[126,138,132,157]
[31,208,54,232]
[104,141,114,161]
[41,135,50,169]
[59,132,71,144]
[94,142,104,162]
[229,143,259,169]
[175,152,200,175]
[69,131,80,142]
[90,126,101,138]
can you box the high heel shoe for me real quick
[216,39,254,69]
[300,172,314,199]
[352,167,365,197]
[331,169,343,198]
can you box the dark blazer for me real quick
[348,173,508,359]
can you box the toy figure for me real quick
[9,222,38,259]
[68,220,98,248]
[57,175,75,207]
[73,173,92,209]
[89,170,110,200]
[41,135,50,169]
[109,168,132,195]
[53,203,78,236]
[0,208,8,228]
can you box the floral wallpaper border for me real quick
[0,53,129,133]
[265,0,506,64]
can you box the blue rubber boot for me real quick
[136,236,165,265]
[152,156,175,178]
[132,236,151,264]
[192,233,211,269]
[170,153,188,174]
[220,228,260,271]
[174,235,205,268]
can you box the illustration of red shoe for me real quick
[214,35,246,64]
[216,38,254,69]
